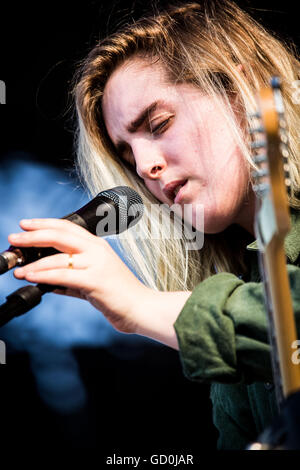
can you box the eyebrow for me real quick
[127,101,159,133]
[114,100,165,154]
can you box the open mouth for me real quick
[173,180,188,203]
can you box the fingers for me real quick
[21,268,90,291]
[8,217,95,251]
[8,227,89,253]
[7,217,110,296]
[19,218,92,239]
[13,252,87,279]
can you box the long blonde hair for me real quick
[73,0,300,291]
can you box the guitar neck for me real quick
[263,238,300,398]
[258,250,284,409]
[250,78,300,404]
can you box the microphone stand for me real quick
[0,283,59,327]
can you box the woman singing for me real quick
[8,1,300,449]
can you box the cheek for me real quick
[210,146,248,190]
[144,181,164,202]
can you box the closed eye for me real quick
[151,116,174,134]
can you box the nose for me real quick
[133,140,167,180]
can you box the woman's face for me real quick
[102,57,255,234]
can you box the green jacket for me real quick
[174,208,300,450]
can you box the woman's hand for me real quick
[8,218,191,348]
[8,218,150,334]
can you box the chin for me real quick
[179,203,234,234]
[201,212,233,234]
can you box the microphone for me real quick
[0,186,144,275]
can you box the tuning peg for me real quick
[280,133,288,144]
[249,126,265,134]
[251,168,269,179]
[281,146,289,158]
[279,117,287,129]
[253,182,270,196]
[251,140,267,150]
[285,178,292,194]
[247,112,262,119]
[253,154,267,164]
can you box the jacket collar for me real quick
[246,208,300,263]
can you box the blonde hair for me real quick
[73,0,300,291]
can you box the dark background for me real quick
[0,0,299,458]
[1,0,300,169]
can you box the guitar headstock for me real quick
[249,77,291,250]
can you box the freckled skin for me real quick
[102,58,256,235]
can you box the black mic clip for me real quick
[0,283,59,328]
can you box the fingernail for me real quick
[20,219,32,225]
[14,268,24,277]
[8,233,19,240]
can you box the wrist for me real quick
[135,287,191,349]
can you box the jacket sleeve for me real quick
[173,264,300,385]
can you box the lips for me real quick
[162,179,188,203]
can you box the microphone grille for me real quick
[98,186,144,232]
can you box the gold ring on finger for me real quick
[68,253,74,269]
